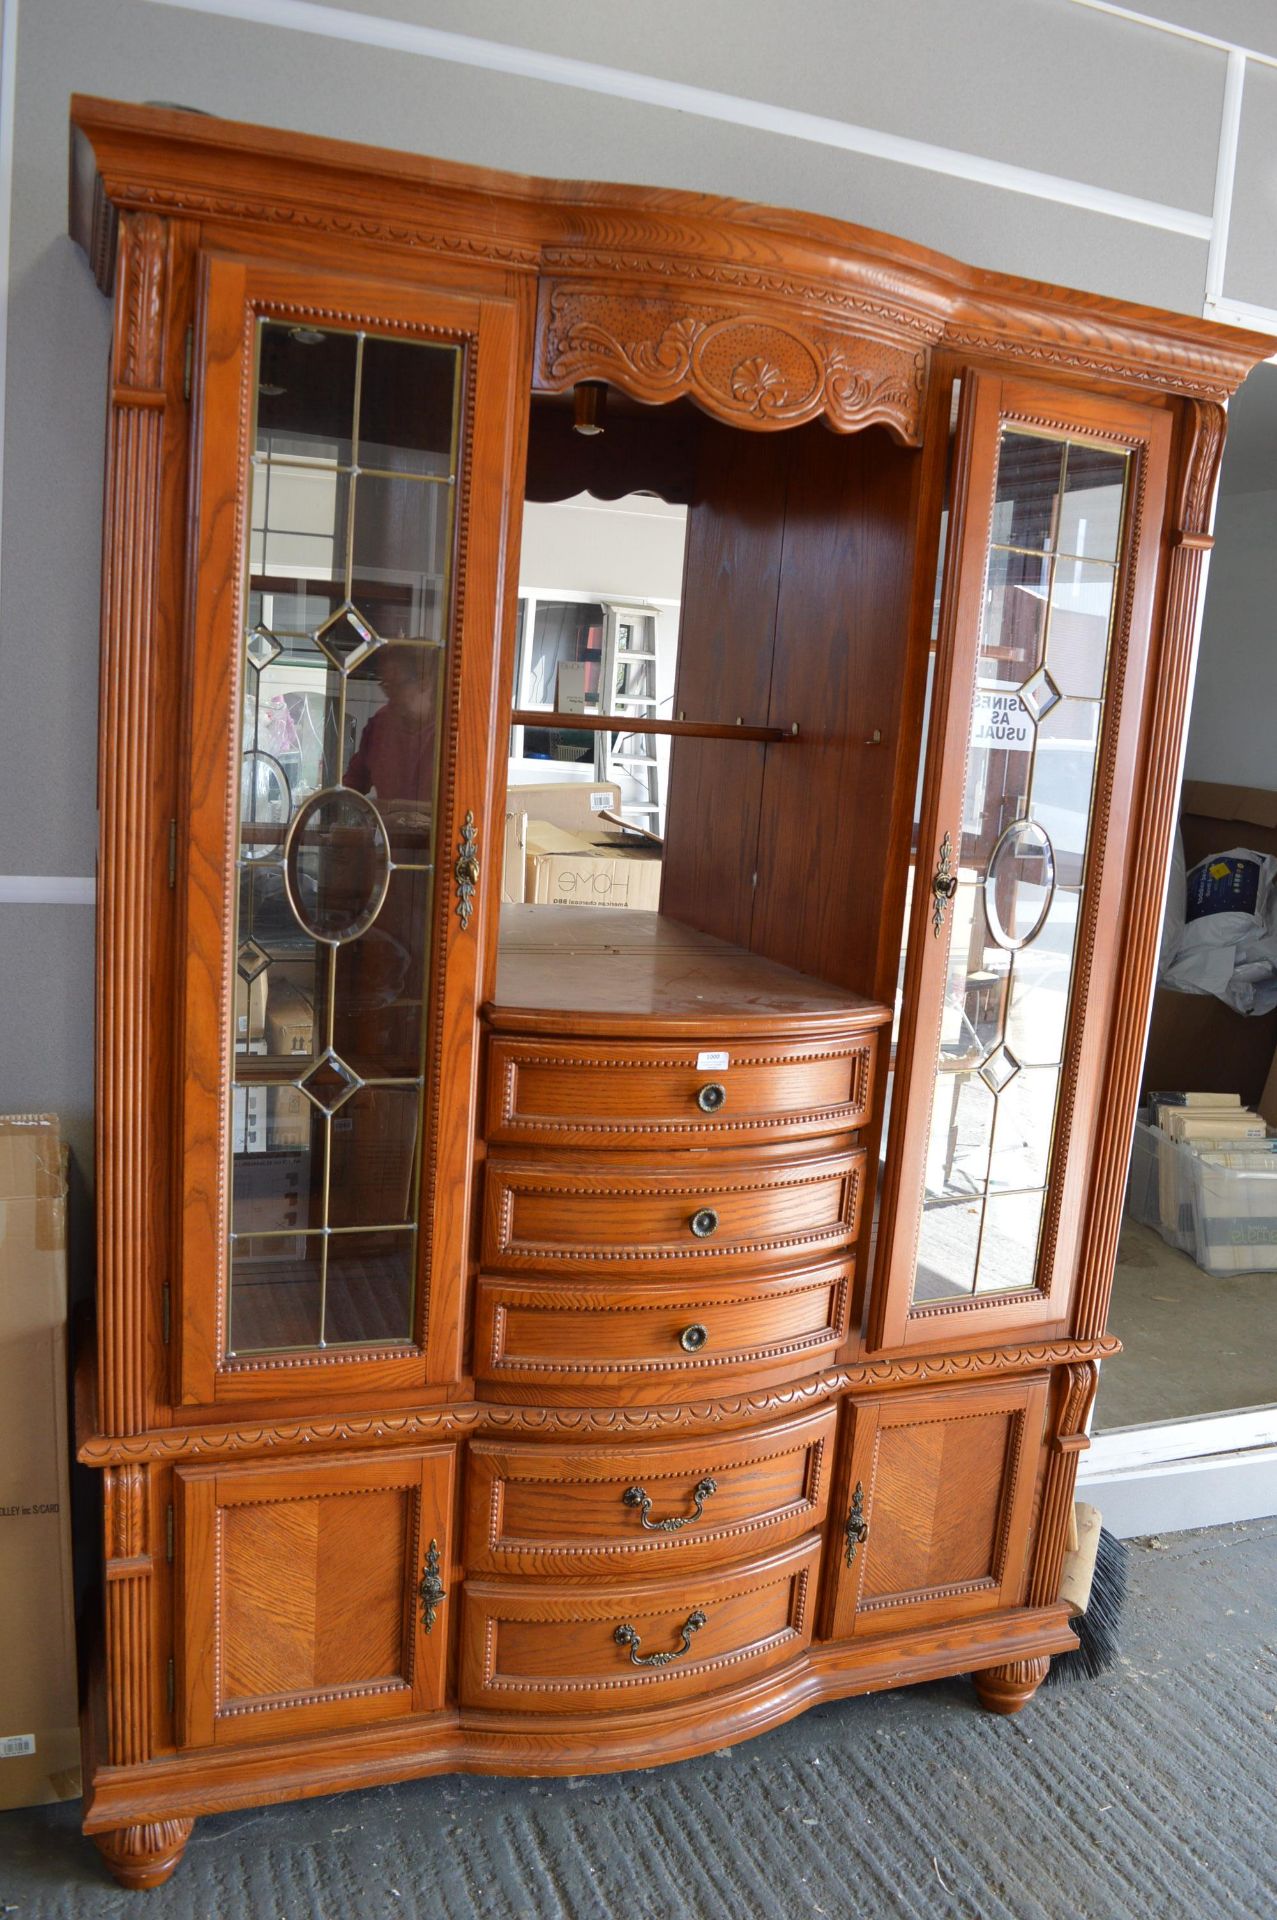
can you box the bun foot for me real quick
[93,1818,195,1889]
[972,1656,1049,1715]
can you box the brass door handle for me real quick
[931,830,958,936]
[614,1608,707,1666]
[454,810,479,930]
[845,1482,869,1565]
[689,1207,719,1238]
[419,1537,446,1630]
[622,1477,718,1532]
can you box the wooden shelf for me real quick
[511,708,790,743]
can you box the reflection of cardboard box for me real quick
[524,820,662,911]
[0,1116,81,1809]
[266,978,314,1061]
[233,1147,310,1240]
[232,1040,268,1153]
[503,783,622,903]
[268,1084,310,1152]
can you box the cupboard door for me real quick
[175,1448,454,1747]
[826,1377,1048,1640]
[177,258,522,1404]
[873,374,1172,1350]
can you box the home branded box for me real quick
[0,1115,81,1809]
[502,782,623,903]
[524,820,662,911]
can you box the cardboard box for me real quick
[0,1115,81,1809]
[524,820,662,912]
[1144,781,1277,1106]
[502,782,623,904]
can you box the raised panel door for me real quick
[825,1377,1048,1640]
[175,1447,454,1746]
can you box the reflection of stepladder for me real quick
[596,604,663,831]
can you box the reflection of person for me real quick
[344,645,436,810]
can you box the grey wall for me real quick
[2,0,1276,1290]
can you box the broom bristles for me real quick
[1044,1526,1128,1687]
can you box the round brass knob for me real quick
[679,1323,709,1353]
[697,1082,726,1113]
[689,1207,719,1239]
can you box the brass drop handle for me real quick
[454,810,480,931]
[419,1537,446,1630]
[930,829,958,936]
[689,1207,719,1239]
[614,1608,707,1667]
[623,1477,718,1532]
[845,1482,869,1566]
[679,1323,709,1353]
[697,1082,727,1113]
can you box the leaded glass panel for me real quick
[911,429,1130,1306]
[228,319,460,1357]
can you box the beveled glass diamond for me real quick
[236,937,271,985]
[1019,666,1062,724]
[978,1043,1022,1095]
[246,623,283,672]
[299,1049,362,1114]
[315,602,382,674]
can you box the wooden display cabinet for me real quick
[68,96,1271,1887]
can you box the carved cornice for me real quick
[79,1337,1119,1465]
[536,247,944,339]
[71,98,1273,415]
[536,283,926,444]
[113,181,540,268]
[941,310,1241,404]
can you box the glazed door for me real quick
[177,257,522,1404]
[872,373,1172,1351]
[825,1378,1048,1641]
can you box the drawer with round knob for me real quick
[458,1533,821,1715]
[464,1404,838,1576]
[472,1257,852,1397]
[484,1032,880,1149]
[481,1148,865,1276]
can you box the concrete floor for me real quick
[2,1519,1274,1919]
[1097,1222,1277,1429]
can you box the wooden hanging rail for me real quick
[510,710,792,743]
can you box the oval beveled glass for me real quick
[984,819,1055,952]
[284,787,391,945]
[240,749,291,861]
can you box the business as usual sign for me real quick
[972,688,1033,751]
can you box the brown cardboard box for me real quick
[1143,781,1277,1107]
[0,1115,81,1809]
[524,820,662,911]
[503,783,623,903]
